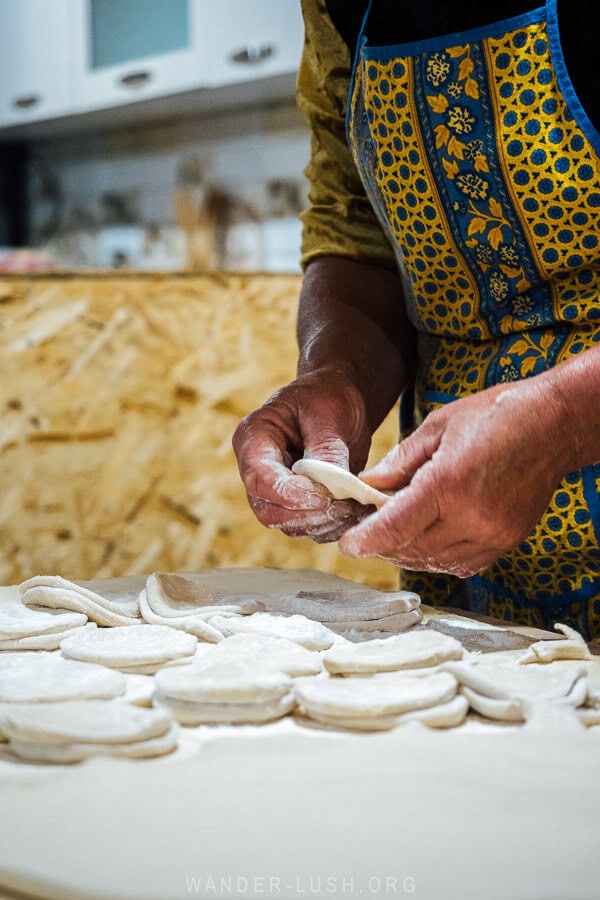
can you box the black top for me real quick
[325,0,600,132]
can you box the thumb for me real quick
[362,422,443,489]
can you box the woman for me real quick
[233,0,600,640]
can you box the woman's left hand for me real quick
[338,379,569,576]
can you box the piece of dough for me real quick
[154,692,296,726]
[300,693,469,732]
[0,626,88,652]
[323,630,463,675]
[442,660,586,702]
[138,589,224,644]
[210,633,322,677]
[0,587,87,639]
[146,572,262,619]
[0,652,126,703]
[8,724,179,763]
[519,623,593,664]
[292,459,391,508]
[329,609,424,635]
[120,675,156,708]
[0,700,171,745]
[461,686,525,723]
[272,587,420,623]
[20,574,142,625]
[295,670,457,720]
[210,612,336,651]
[155,657,293,704]
[60,623,197,670]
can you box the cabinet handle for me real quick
[119,70,152,88]
[229,44,275,65]
[13,95,40,110]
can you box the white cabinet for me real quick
[0,0,72,126]
[203,0,303,87]
[67,0,209,112]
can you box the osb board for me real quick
[0,274,401,589]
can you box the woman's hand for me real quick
[233,369,374,542]
[339,378,569,575]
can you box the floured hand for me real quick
[233,370,373,542]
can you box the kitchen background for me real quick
[0,0,310,273]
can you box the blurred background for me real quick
[0,0,309,273]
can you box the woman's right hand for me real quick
[232,369,374,542]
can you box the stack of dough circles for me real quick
[322,630,464,675]
[210,611,337,651]
[0,588,87,651]
[0,700,177,763]
[60,623,197,674]
[19,575,142,627]
[294,670,459,731]
[154,657,296,725]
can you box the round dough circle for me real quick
[292,459,390,507]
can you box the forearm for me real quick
[534,344,600,474]
[296,256,416,433]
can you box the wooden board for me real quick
[0,274,400,588]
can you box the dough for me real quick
[120,675,156,708]
[60,623,197,671]
[154,693,296,726]
[0,627,87,652]
[20,574,142,627]
[271,587,420,623]
[294,670,458,720]
[292,459,390,507]
[138,589,224,644]
[0,587,86,639]
[329,609,424,635]
[155,657,293,704]
[146,572,262,619]
[0,652,126,703]
[0,700,171,745]
[299,693,469,732]
[8,724,179,763]
[461,686,524,723]
[323,630,463,675]
[519,623,593,664]
[441,660,585,702]
[210,612,336,651]
[210,633,322,677]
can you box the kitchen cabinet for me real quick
[0,0,72,126]
[67,0,208,112]
[202,0,303,88]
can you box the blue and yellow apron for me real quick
[347,0,600,638]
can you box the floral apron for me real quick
[347,0,600,638]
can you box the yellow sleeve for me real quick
[297,0,398,272]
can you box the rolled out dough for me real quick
[292,459,391,507]
[323,630,463,675]
[60,623,197,669]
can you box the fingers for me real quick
[361,414,444,490]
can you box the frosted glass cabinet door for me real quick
[203,0,304,87]
[0,0,72,126]
[68,0,208,111]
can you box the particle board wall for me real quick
[0,273,400,589]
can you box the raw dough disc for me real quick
[323,630,463,675]
[20,574,142,625]
[0,627,87,652]
[154,692,296,726]
[138,589,224,644]
[461,686,524,723]
[60,623,197,668]
[146,572,262,619]
[0,587,87,639]
[8,724,179,763]
[301,693,469,732]
[292,459,390,508]
[0,652,126,703]
[295,670,458,719]
[0,700,172,745]
[442,660,585,702]
[210,612,336,651]
[272,587,420,623]
[155,656,293,704]
[519,623,592,664]
[211,633,322,677]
